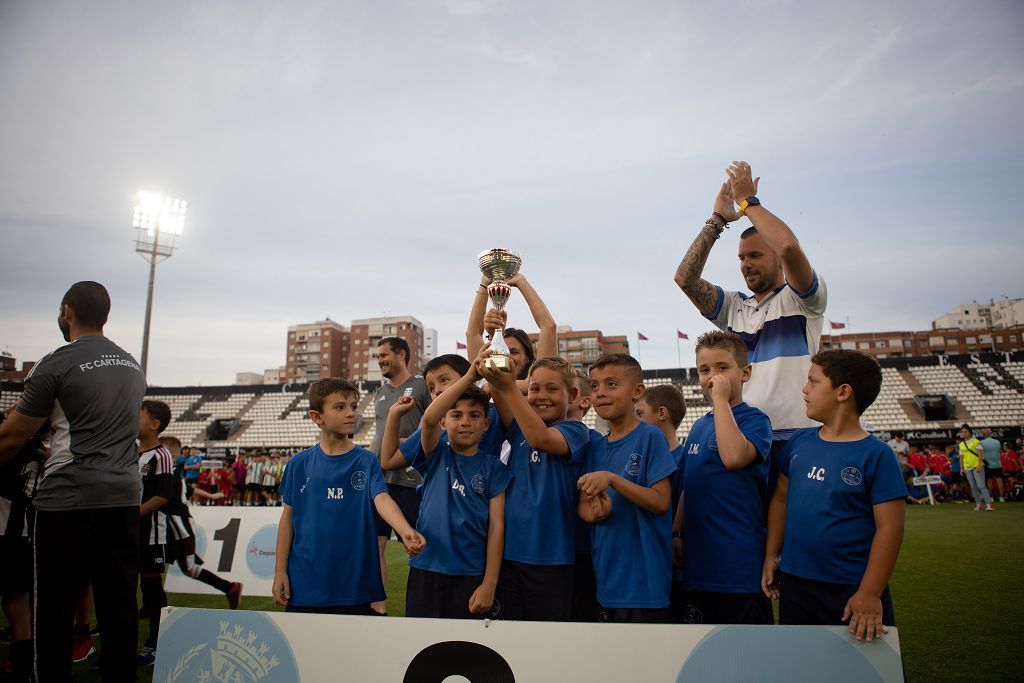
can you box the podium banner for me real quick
[165,507,282,597]
[155,607,904,682]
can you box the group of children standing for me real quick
[271,278,906,643]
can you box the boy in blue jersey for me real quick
[380,354,507,472]
[403,366,510,619]
[272,379,425,615]
[478,355,590,621]
[673,331,773,624]
[635,383,688,622]
[579,354,677,623]
[762,350,906,641]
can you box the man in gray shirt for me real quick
[979,428,1005,502]
[0,281,146,682]
[887,432,911,474]
[369,336,430,614]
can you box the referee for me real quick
[0,282,147,682]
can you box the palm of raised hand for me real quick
[713,182,740,223]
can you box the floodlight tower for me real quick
[133,191,187,376]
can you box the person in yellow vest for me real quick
[958,425,994,511]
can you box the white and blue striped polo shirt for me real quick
[707,272,827,438]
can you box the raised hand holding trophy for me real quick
[477,248,523,372]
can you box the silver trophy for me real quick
[478,248,523,372]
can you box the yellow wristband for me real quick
[738,199,750,216]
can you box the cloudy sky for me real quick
[2,0,1022,386]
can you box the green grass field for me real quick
[3,503,1021,682]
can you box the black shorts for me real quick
[185,480,198,497]
[246,483,261,492]
[778,571,895,626]
[985,467,1004,479]
[494,559,574,621]
[285,603,377,616]
[406,567,487,619]
[571,552,599,622]
[0,536,32,595]
[668,579,688,624]
[683,590,773,624]
[374,483,420,538]
[598,606,669,624]
[139,543,167,574]
[232,483,245,492]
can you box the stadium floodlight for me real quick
[133,190,187,377]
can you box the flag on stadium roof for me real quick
[638,332,649,341]
[456,341,467,349]
[677,330,689,340]
[830,321,847,330]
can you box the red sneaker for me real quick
[226,582,243,609]
[72,635,95,663]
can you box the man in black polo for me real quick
[0,281,146,682]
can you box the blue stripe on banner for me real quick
[729,314,809,363]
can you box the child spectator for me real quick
[762,350,906,642]
[231,454,247,505]
[635,383,688,623]
[479,354,589,621]
[1000,443,1021,497]
[401,366,510,618]
[272,379,424,614]
[579,354,676,623]
[673,331,773,624]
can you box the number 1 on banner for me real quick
[213,518,241,572]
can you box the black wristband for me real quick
[711,212,728,227]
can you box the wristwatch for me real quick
[738,195,761,216]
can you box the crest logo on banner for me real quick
[155,610,298,683]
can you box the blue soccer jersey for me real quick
[587,422,677,608]
[573,428,605,555]
[682,403,772,593]
[778,428,908,585]
[503,419,590,565]
[409,442,511,576]
[280,444,387,607]
[670,443,686,519]
[399,404,507,465]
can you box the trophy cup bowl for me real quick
[478,248,523,372]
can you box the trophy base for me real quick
[486,355,513,373]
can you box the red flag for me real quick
[456,341,467,349]
[829,321,846,330]
[638,332,649,341]
[676,330,689,340]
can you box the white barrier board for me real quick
[912,475,942,486]
[164,506,281,597]
[155,608,903,682]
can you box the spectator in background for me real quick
[183,446,202,499]
[978,428,1004,502]
[231,454,247,505]
[0,281,146,682]
[1000,443,1020,498]
[887,432,910,475]
[907,444,929,476]
[958,425,994,512]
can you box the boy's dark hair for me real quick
[529,356,576,391]
[450,385,490,414]
[695,330,749,366]
[503,328,537,379]
[810,349,882,415]
[590,353,643,384]
[378,336,410,364]
[308,378,360,412]
[424,354,471,377]
[141,399,172,434]
[61,281,110,330]
[642,384,686,428]
[740,226,758,239]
